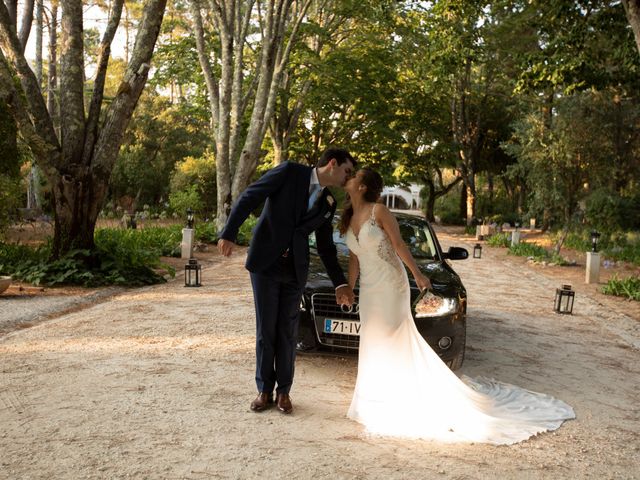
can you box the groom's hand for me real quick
[336,285,355,306]
[218,239,237,257]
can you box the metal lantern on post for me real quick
[554,284,575,314]
[473,243,482,259]
[186,208,195,229]
[590,230,601,253]
[184,258,202,287]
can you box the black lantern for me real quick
[473,243,482,259]
[554,284,575,314]
[184,259,202,287]
[186,208,195,229]
[590,230,601,253]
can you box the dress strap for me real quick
[370,203,377,224]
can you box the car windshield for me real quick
[309,217,438,260]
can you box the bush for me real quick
[602,275,640,301]
[237,215,258,246]
[0,226,182,287]
[195,221,218,244]
[585,189,639,232]
[169,185,203,218]
[0,241,174,287]
[0,175,22,239]
[486,232,510,248]
[508,241,571,265]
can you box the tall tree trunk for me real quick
[623,0,640,56]
[26,0,45,210]
[35,0,43,87]
[47,2,58,130]
[0,0,167,256]
[18,0,35,51]
[423,177,436,222]
[190,0,312,231]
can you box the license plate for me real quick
[324,319,361,336]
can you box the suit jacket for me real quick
[219,161,347,287]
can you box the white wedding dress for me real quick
[345,205,575,445]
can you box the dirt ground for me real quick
[1,228,639,479]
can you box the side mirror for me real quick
[443,246,468,260]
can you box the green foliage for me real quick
[563,229,640,265]
[434,185,464,225]
[195,222,218,244]
[170,150,217,216]
[95,226,183,258]
[237,216,258,246]
[0,100,23,238]
[508,241,570,266]
[486,232,510,248]
[0,239,175,287]
[110,93,210,210]
[585,189,640,233]
[169,185,203,218]
[602,275,640,301]
[0,176,22,239]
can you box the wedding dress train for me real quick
[345,206,575,445]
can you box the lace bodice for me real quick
[345,204,406,289]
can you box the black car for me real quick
[297,212,469,370]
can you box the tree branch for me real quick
[59,0,86,164]
[18,0,35,52]
[93,0,167,176]
[190,0,220,129]
[82,0,124,166]
[0,0,58,153]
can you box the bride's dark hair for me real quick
[339,168,384,235]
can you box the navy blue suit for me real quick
[219,162,347,394]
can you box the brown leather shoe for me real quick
[276,393,293,414]
[250,392,273,412]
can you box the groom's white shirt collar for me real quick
[309,168,324,192]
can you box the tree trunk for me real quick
[0,0,167,257]
[623,0,640,56]
[189,0,312,231]
[465,181,475,226]
[423,177,436,222]
[47,2,58,129]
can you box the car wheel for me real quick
[449,322,466,371]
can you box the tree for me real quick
[622,0,640,55]
[0,0,167,256]
[188,0,315,230]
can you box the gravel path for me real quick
[0,232,638,479]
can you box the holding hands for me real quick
[336,285,355,306]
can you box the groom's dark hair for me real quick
[317,147,356,168]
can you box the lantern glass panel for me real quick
[554,285,574,314]
[184,259,202,287]
[473,244,482,259]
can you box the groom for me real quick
[218,148,356,414]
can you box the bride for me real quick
[340,168,575,445]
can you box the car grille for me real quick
[311,292,361,350]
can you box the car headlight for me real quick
[413,290,458,318]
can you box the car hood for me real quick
[306,251,464,298]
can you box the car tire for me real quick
[449,321,466,371]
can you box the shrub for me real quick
[486,232,510,248]
[602,275,640,301]
[237,215,258,246]
[507,241,571,265]
[0,226,181,287]
[169,185,203,218]
[195,221,219,244]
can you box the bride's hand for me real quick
[415,272,432,292]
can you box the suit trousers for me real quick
[249,254,304,395]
